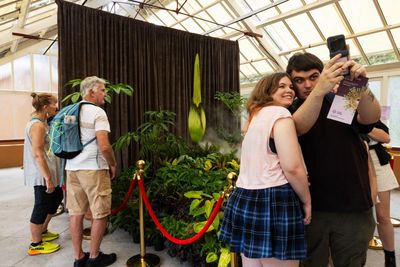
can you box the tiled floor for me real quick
[0,167,399,267]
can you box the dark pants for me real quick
[302,209,375,267]
[30,186,63,225]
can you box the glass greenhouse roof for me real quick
[1,0,399,84]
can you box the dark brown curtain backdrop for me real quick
[57,0,240,170]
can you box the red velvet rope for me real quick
[111,176,136,215]
[137,178,224,245]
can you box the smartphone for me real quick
[327,34,349,74]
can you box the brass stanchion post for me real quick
[225,172,238,267]
[127,160,161,267]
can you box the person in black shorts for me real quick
[24,93,63,256]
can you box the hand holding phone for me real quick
[327,34,349,75]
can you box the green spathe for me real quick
[188,53,206,143]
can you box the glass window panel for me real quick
[262,29,282,52]
[306,45,330,62]
[161,3,187,22]
[147,12,165,26]
[238,39,264,60]
[171,24,186,31]
[255,5,279,23]
[181,18,204,34]
[251,60,273,74]
[26,13,52,26]
[346,39,362,60]
[195,0,214,6]
[33,54,51,92]
[197,11,217,30]
[339,0,382,32]
[27,3,56,19]
[0,62,13,90]
[391,28,400,49]
[0,19,16,31]
[388,76,400,147]
[209,29,227,38]
[13,55,32,91]
[240,53,247,63]
[241,0,267,10]
[240,71,248,82]
[309,5,349,38]
[50,56,58,93]
[0,0,19,7]
[265,22,298,51]
[0,3,17,14]
[286,14,321,46]
[368,80,381,102]
[378,0,400,25]
[154,10,177,26]
[240,63,258,78]
[207,3,233,24]
[183,1,201,13]
[357,32,392,54]
[276,0,303,13]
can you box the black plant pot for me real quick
[153,236,166,251]
[132,231,140,243]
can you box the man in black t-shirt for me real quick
[286,52,381,267]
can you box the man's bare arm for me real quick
[96,130,117,179]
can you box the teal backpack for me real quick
[49,102,96,159]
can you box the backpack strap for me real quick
[76,101,98,148]
[83,137,96,147]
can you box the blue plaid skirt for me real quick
[219,183,306,260]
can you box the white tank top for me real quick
[23,118,60,186]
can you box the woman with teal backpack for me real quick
[23,92,63,256]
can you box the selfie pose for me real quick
[219,72,311,267]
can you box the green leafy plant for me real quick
[214,91,245,146]
[113,110,189,172]
[109,106,241,266]
[214,91,246,116]
[61,78,134,104]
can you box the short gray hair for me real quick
[80,76,106,98]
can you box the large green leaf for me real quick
[193,221,214,233]
[218,248,231,267]
[184,191,203,199]
[204,199,215,218]
[189,199,202,214]
[206,252,218,263]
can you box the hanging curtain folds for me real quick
[56,0,240,170]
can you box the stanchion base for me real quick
[54,203,65,217]
[83,227,91,240]
[368,236,383,250]
[126,254,160,267]
[391,217,400,227]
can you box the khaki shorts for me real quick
[66,170,112,219]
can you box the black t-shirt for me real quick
[291,93,374,212]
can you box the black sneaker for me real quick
[385,255,397,267]
[74,252,89,267]
[85,252,117,267]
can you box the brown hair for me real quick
[286,52,324,76]
[30,93,56,112]
[246,72,291,122]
